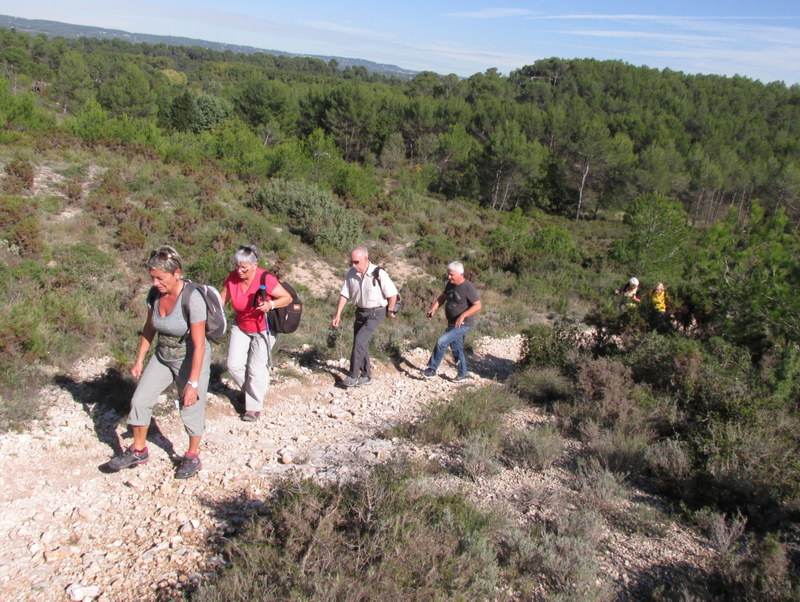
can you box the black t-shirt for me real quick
[444,280,480,326]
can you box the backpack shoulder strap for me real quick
[180,279,196,321]
[146,285,159,308]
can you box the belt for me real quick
[357,306,385,311]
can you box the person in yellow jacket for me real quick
[648,282,667,314]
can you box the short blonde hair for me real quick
[146,245,182,274]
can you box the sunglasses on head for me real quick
[150,248,175,261]
[239,244,259,259]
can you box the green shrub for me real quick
[624,331,702,394]
[574,456,628,512]
[580,419,653,476]
[249,178,362,251]
[503,422,565,470]
[519,318,585,372]
[645,438,692,483]
[510,365,572,406]
[461,431,502,479]
[410,234,458,265]
[194,462,502,601]
[572,357,641,428]
[694,412,800,509]
[498,524,607,599]
[412,385,518,445]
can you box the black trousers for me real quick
[349,307,386,378]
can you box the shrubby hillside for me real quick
[1,27,799,597]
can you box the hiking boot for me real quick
[241,410,260,422]
[342,376,360,387]
[356,376,372,386]
[453,374,469,383]
[107,446,149,471]
[175,454,202,479]
[421,368,437,379]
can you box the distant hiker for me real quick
[648,282,668,314]
[615,277,641,308]
[106,246,210,479]
[220,244,293,422]
[420,261,482,382]
[331,246,398,387]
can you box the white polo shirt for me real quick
[340,262,398,309]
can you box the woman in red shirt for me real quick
[220,244,292,422]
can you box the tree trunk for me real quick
[575,162,589,220]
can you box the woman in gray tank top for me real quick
[105,246,210,479]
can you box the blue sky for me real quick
[2,1,799,84]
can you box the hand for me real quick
[455,318,464,328]
[426,311,433,319]
[182,384,198,407]
[130,361,143,379]
[331,315,340,328]
[257,300,276,313]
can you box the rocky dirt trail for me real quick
[0,337,514,600]
[0,334,714,601]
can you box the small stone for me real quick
[66,583,100,601]
[277,447,294,464]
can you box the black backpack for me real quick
[372,266,402,314]
[261,272,303,334]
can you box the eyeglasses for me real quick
[238,245,259,259]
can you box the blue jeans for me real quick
[427,325,472,377]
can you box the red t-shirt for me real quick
[224,267,278,333]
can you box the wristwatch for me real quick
[187,380,199,389]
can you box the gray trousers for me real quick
[349,307,385,378]
[227,324,276,412]
[128,345,211,438]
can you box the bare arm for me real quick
[331,295,348,328]
[182,319,207,407]
[386,294,398,318]
[426,292,447,318]
[256,282,292,312]
[130,309,156,379]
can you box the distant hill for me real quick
[0,14,419,79]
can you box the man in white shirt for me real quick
[332,246,398,387]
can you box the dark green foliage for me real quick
[165,91,232,133]
[623,331,702,393]
[613,193,689,281]
[685,203,800,358]
[519,319,585,373]
[410,234,458,265]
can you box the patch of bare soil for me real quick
[0,334,715,601]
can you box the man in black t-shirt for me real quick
[421,261,482,382]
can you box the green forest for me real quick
[1,26,800,597]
